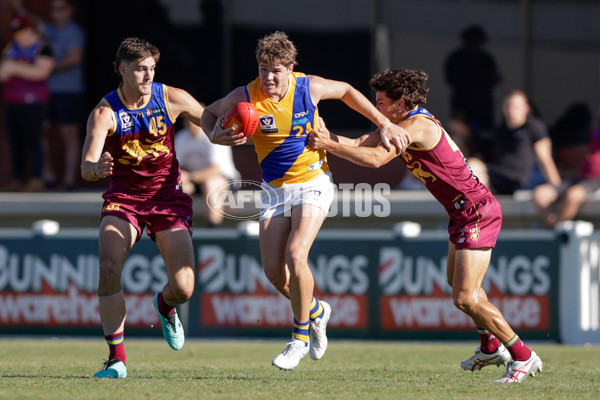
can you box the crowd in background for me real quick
[1,2,598,229]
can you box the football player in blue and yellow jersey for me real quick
[201,31,411,370]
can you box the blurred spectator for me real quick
[175,118,241,227]
[444,24,501,157]
[13,0,86,190]
[468,89,561,195]
[533,123,600,228]
[444,117,472,158]
[0,15,54,192]
[549,102,593,180]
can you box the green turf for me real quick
[0,338,598,400]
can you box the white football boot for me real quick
[493,351,542,383]
[461,344,512,371]
[272,340,309,370]
[309,301,332,360]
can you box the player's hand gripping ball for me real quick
[221,102,259,138]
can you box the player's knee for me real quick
[285,247,308,272]
[169,285,194,304]
[170,273,195,303]
[98,261,122,283]
[453,292,476,314]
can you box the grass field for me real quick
[0,338,598,400]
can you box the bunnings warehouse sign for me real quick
[377,238,556,338]
[0,235,163,335]
[0,229,559,340]
[193,236,374,338]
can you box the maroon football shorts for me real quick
[447,195,502,250]
[101,190,193,242]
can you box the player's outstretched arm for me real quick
[308,75,411,152]
[200,87,249,146]
[166,85,205,127]
[309,118,399,168]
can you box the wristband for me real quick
[380,119,392,137]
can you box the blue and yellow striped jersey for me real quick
[245,72,329,187]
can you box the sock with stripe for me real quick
[477,327,500,354]
[309,297,324,322]
[504,334,532,361]
[105,331,126,364]
[157,292,175,317]
[292,319,309,347]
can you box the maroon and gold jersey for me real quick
[101,82,181,197]
[400,107,491,216]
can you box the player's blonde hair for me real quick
[255,31,298,67]
[113,37,160,77]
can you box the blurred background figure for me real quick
[175,118,241,227]
[444,24,502,158]
[468,89,561,195]
[13,0,86,191]
[0,15,54,192]
[533,113,600,228]
[549,102,593,181]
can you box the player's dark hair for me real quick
[113,37,160,77]
[369,69,429,110]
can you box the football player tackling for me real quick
[309,69,543,383]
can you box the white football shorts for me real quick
[259,172,335,221]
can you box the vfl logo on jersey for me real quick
[259,114,278,133]
[118,110,134,132]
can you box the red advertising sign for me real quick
[378,246,553,331]
[197,244,369,329]
[0,240,162,328]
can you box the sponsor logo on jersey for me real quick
[145,107,165,117]
[292,110,310,126]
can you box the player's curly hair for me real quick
[369,69,429,110]
[113,37,160,77]
[255,31,298,67]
